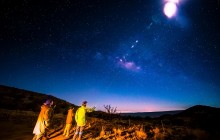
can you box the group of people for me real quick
[32,99,95,140]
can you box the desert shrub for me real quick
[104,105,117,114]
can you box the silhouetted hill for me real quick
[0,85,78,114]
[174,105,220,133]
[176,105,220,117]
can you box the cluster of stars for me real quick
[116,40,141,72]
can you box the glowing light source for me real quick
[165,0,179,3]
[163,2,177,18]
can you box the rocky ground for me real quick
[1,108,220,140]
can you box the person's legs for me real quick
[63,124,67,136]
[78,126,84,140]
[35,133,44,140]
[72,125,80,140]
[44,129,48,138]
[43,121,49,138]
[32,135,37,140]
[66,124,71,137]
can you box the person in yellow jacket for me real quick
[63,106,74,137]
[72,101,95,140]
[33,99,54,140]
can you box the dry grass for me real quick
[1,108,220,140]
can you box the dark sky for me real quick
[0,0,220,112]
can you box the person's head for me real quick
[82,101,87,107]
[44,99,53,106]
[69,106,74,110]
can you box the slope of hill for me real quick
[173,105,220,133]
[1,85,220,140]
[176,105,220,117]
[0,85,78,114]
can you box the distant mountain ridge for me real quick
[1,85,219,119]
[120,110,183,118]
[0,85,78,114]
[121,105,220,118]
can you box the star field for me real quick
[0,0,220,112]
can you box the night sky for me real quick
[0,0,220,112]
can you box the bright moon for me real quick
[164,2,177,18]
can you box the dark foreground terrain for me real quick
[0,85,220,140]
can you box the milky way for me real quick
[0,0,220,112]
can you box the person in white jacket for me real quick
[32,99,53,140]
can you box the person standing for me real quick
[32,99,54,140]
[72,101,95,140]
[63,106,74,137]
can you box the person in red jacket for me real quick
[63,106,74,137]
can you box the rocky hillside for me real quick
[0,85,78,114]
